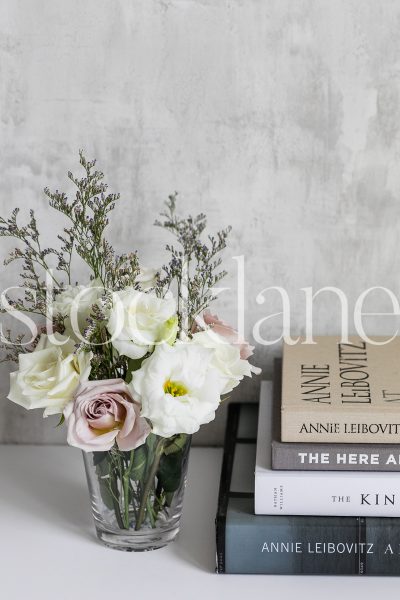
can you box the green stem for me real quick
[109,463,124,529]
[146,497,156,528]
[122,450,135,529]
[135,438,165,531]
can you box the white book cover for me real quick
[255,381,400,517]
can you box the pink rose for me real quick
[64,378,150,452]
[193,311,254,360]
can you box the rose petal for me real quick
[65,378,150,452]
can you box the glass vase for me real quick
[82,433,191,551]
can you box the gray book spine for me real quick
[272,441,400,471]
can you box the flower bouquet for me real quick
[0,152,260,551]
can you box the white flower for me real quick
[137,266,158,291]
[192,329,261,394]
[8,333,92,417]
[129,342,222,437]
[107,288,177,360]
[52,278,103,340]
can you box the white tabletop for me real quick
[0,446,399,600]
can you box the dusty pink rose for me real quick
[64,378,150,452]
[193,311,254,360]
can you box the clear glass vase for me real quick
[83,433,191,551]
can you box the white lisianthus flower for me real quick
[107,288,177,360]
[192,330,261,395]
[8,333,92,417]
[129,342,222,437]
[52,278,104,341]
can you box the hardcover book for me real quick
[216,396,400,575]
[281,336,400,443]
[272,360,400,472]
[256,382,400,517]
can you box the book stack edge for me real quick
[216,337,400,576]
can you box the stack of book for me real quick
[216,337,400,575]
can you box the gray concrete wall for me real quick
[1,0,400,445]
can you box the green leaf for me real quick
[165,491,175,507]
[125,357,147,383]
[92,451,108,467]
[95,455,116,510]
[55,414,65,427]
[130,446,147,480]
[145,433,158,455]
[157,451,184,493]
[99,477,116,511]
[163,433,188,456]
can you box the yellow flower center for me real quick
[164,379,188,397]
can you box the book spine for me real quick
[272,442,400,471]
[220,506,400,575]
[281,409,400,443]
[255,472,400,517]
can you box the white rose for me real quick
[107,289,177,360]
[130,342,222,437]
[192,330,261,394]
[52,278,103,340]
[8,333,92,417]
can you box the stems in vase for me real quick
[109,464,124,529]
[122,450,135,529]
[135,437,165,531]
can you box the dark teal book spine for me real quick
[225,499,400,575]
[216,402,400,575]
[225,499,359,575]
